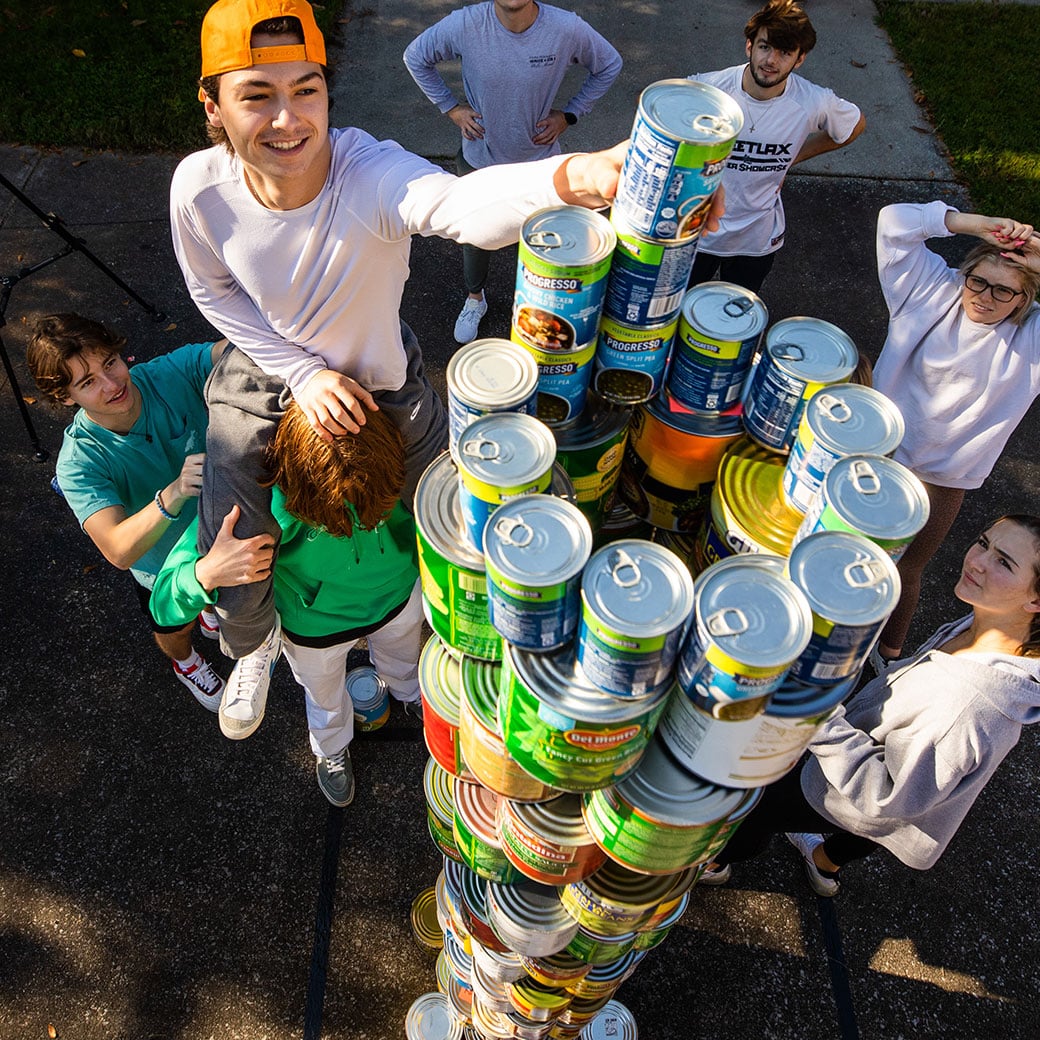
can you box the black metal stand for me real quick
[0,169,168,462]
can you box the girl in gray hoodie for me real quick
[706,514,1040,896]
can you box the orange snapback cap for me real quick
[200,0,327,79]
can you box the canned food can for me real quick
[632,891,689,951]
[675,554,813,720]
[457,862,513,955]
[581,736,752,874]
[794,453,930,561]
[471,941,526,985]
[499,793,607,886]
[486,879,581,959]
[420,635,475,780]
[741,317,859,454]
[520,951,592,990]
[499,642,672,793]
[554,992,615,1029]
[580,1000,638,1040]
[786,530,902,684]
[457,413,557,553]
[444,924,474,986]
[471,958,516,1016]
[507,977,573,1023]
[603,213,698,326]
[448,339,541,459]
[347,664,390,732]
[614,79,742,242]
[564,924,638,966]
[425,756,464,862]
[560,857,681,935]
[405,992,464,1040]
[596,499,654,547]
[666,282,768,412]
[782,384,905,513]
[483,495,593,652]
[550,396,631,536]
[576,539,695,697]
[453,778,523,885]
[694,436,805,571]
[659,670,855,788]
[415,452,504,661]
[459,655,561,803]
[412,886,445,953]
[565,954,638,1001]
[617,395,743,533]
[592,314,678,405]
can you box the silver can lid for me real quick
[487,878,579,940]
[448,338,540,410]
[522,205,616,265]
[822,454,931,540]
[803,384,905,457]
[457,413,557,489]
[787,530,902,626]
[483,494,593,586]
[581,999,638,1039]
[681,280,768,342]
[414,451,486,570]
[344,664,388,707]
[582,539,694,638]
[567,857,678,912]
[640,78,744,143]
[405,992,464,1040]
[764,316,859,383]
[505,793,595,848]
[692,555,813,668]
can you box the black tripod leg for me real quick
[0,330,48,461]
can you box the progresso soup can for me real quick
[591,314,678,406]
[483,495,592,652]
[614,79,743,242]
[447,339,541,459]
[602,212,699,326]
[576,539,695,698]
[666,281,768,413]
[550,395,631,537]
[456,413,557,553]
[513,207,616,426]
[786,530,901,685]
[675,554,813,720]
[742,317,859,454]
[794,453,931,561]
[782,384,905,514]
[415,452,503,661]
[618,394,744,533]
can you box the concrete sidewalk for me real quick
[1,3,1039,1040]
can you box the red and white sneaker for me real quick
[173,657,225,713]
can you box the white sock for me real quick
[174,650,203,672]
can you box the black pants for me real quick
[456,149,492,295]
[688,249,776,295]
[714,765,881,869]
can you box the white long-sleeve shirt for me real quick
[403,1,621,169]
[872,201,1040,489]
[170,127,567,395]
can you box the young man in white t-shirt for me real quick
[688,0,865,293]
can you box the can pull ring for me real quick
[608,548,642,588]
[527,231,573,251]
[706,608,749,638]
[818,393,852,423]
[494,515,534,548]
[844,559,885,588]
[462,437,501,462]
[770,342,805,363]
[849,459,880,495]
[723,297,755,318]
[693,113,735,137]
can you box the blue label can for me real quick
[592,314,678,406]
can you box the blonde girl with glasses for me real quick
[870,202,1040,668]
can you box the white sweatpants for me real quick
[280,580,423,758]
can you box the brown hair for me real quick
[745,0,816,55]
[264,399,405,537]
[958,244,1040,326]
[198,17,331,153]
[986,515,1040,657]
[26,313,127,405]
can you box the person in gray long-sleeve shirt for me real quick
[404,0,622,344]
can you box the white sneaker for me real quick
[219,618,282,740]
[697,862,732,886]
[453,294,488,344]
[172,656,224,713]
[786,832,840,897]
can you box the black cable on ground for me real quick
[817,896,860,1040]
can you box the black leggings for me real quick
[714,766,881,869]
[688,249,776,294]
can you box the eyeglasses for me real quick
[964,274,1025,304]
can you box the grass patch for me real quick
[876,1,1039,223]
[0,1,341,154]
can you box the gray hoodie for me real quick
[801,615,1040,869]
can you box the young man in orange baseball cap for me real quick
[169,0,647,743]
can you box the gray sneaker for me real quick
[219,618,282,740]
[697,862,732,886]
[453,294,488,344]
[402,697,424,722]
[316,747,355,807]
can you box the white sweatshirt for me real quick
[872,201,1040,489]
[170,127,568,395]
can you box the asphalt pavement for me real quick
[1,2,1039,1039]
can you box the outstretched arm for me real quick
[793,111,866,165]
